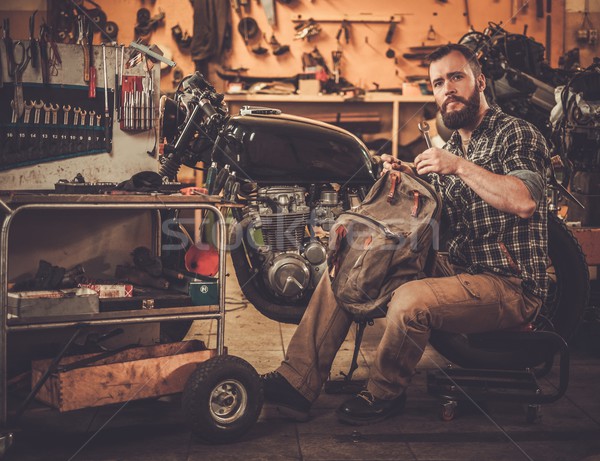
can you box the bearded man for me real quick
[261,44,550,426]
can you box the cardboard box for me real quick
[31,341,217,412]
[79,283,134,298]
[8,288,99,318]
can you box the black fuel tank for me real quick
[213,113,376,184]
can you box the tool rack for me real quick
[0,192,235,452]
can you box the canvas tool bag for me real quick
[327,170,442,316]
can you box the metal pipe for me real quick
[8,312,223,332]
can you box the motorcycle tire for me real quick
[429,212,589,370]
[160,321,193,343]
[182,355,263,444]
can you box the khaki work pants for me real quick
[277,258,542,402]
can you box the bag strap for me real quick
[387,171,402,203]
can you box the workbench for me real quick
[225,93,435,157]
[0,192,235,447]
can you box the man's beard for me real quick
[441,89,481,130]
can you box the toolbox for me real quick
[8,288,99,318]
[31,340,217,412]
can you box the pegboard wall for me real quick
[0,39,160,189]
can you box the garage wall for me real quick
[97,0,568,93]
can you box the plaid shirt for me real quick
[429,105,550,301]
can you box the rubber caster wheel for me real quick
[441,400,458,421]
[182,355,263,443]
[525,404,542,424]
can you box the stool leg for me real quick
[342,321,367,382]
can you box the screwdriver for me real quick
[205,162,218,195]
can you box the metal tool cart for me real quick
[0,193,263,454]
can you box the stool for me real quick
[427,328,569,423]
[325,318,569,423]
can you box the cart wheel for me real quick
[182,355,263,443]
[441,400,458,421]
[525,404,542,424]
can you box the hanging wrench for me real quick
[23,100,34,124]
[48,103,60,124]
[73,107,81,126]
[418,120,433,149]
[62,105,72,125]
[33,100,45,124]
[10,100,19,123]
[43,103,53,124]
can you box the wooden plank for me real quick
[31,341,217,412]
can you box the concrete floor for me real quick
[4,266,600,461]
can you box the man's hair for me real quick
[427,44,482,78]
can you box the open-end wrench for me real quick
[23,100,34,124]
[33,100,45,124]
[48,103,60,124]
[80,109,87,127]
[73,107,81,126]
[418,120,433,149]
[88,110,96,127]
[43,103,53,124]
[62,105,72,125]
[10,100,19,123]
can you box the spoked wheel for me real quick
[430,213,589,369]
[182,355,263,443]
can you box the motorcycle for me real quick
[158,72,588,353]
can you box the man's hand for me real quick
[379,154,415,177]
[414,148,462,176]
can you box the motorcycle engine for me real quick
[551,70,600,172]
[248,186,331,300]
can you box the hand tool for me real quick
[33,100,44,125]
[88,110,96,126]
[73,107,81,126]
[39,23,50,84]
[49,103,59,124]
[3,19,17,79]
[119,44,124,121]
[261,0,277,27]
[88,20,96,98]
[418,120,433,148]
[62,105,72,125]
[10,100,18,123]
[12,41,31,119]
[464,0,471,28]
[80,109,87,127]
[77,16,90,83]
[43,103,52,124]
[102,43,112,152]
[114,44,119,118]
[385,21,397,44]
[205,162,218,193]
[23,100,34,124]
[28,11,39,69]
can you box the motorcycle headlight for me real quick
[159,95,187,142]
